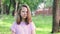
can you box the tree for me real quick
[19,0,44,10]
[52,0,60,33]
[0,0,10,15]
[0,0,44,15]
[0,0,1,14]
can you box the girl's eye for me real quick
[22,11,25,12]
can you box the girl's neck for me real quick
[22,18,25,22]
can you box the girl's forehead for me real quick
[21,7,27,11]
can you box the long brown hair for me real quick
[16,4,32,25]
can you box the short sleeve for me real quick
[30,22,36,31]
[10,22,16,32]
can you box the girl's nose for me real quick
[24,12,27,15]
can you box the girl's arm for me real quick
[10,22,16,34]
[31,29,36,34]
[11,30,15,34]
[30,22,36,34]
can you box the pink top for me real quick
[10,21,36,34]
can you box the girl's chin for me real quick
[23,17,27,19]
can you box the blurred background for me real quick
[0,0,60,34]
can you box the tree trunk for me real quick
[5,5,9,15]
[5,0,11,15]
[3,4,7,14]
[10,0,16,16]
[0,0,1,14]
[1,1,3,15]
[12,0,20,16]
[14,1,18,16]
[52,0,60,33]
[57,0,60,32]
[52,0,58,33]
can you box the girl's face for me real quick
[20,7,27,19]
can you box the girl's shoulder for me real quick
[29,21,35,25]
[11,21,17,26]
[29,21,36,30]
[29,21,35,27]
[10,21,17,32]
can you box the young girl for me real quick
[10,4,36,34]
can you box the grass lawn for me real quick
[0,14,55,34]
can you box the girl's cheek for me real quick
[21,13,24,17]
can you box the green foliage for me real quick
[19,0,44,11]
[45,0,53,8]
[2,0,10,6]
[1,0,53,13]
